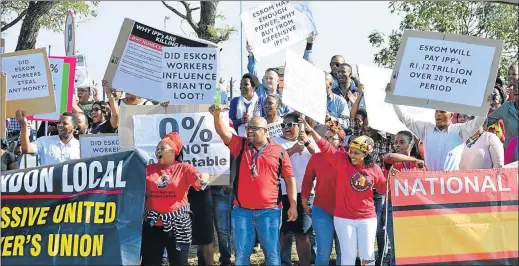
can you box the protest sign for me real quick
[104,18,216,101]
[385,30,503,116]
[391,168,518,265]
[162,47,218,104]
[1,72,6,138]
[80,134,120,157]
[30,56,76,121]
[356,64,435,135]
[0,151,146,265]
[64,10,75,57]
[1,48,56,117]
[283,49,326,125]
[241,1,317,57]
[267,122,283,139]
[132,112,230,184]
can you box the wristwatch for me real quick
[304,140,311,147]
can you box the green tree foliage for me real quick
[368,1,519,76]
[161,1,237,44]
[1,1,99,50]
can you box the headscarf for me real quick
[325,120,346,143]
[350,135,374,154]
[160,132,183,154]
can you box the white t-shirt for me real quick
[29,136,81,166]
[459,131,504,170]
[271,136,319,195]
[117,99,154,106]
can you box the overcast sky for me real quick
[2,1,402,95]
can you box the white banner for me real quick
[79,134,120,157]
[162,47,218,104]
[357,64,435,135]
[132,113,230,176]
[241,1,317,57]
[268,122,283,139]
[283,49,326,125]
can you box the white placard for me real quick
[241,1,317,57]
[267,122,283,139]
[80,134,120,157]
[162,47,218,104]
[393,37,495,107]
[32,58,65,120]
[133,113,230,176]
[2,52,51,101]
[357,64,435,135]
[283,49,326,125]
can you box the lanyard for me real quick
[250,143,267,165]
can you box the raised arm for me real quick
[209,104,233,145]
[383,153,423,165]
[246,41,258,77]
[303,35,315,64]
[350,84,364,118]
[15,110,36,154]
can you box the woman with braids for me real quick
[302,119,387,266]
[142,132,209,266]
[87,95,119,134]
[301,120,345,265]
[378,130,427,266]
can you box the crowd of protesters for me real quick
[3,34,518,266]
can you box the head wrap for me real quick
[160,132,183,154]
[349,135,374,154]
[325,120,346,142]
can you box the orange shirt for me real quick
[145,162,201,213]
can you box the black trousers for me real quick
[141,223,190,266]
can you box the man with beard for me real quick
[75,112,89,137]
[334,63,364,109]
[210,104,298,266]
[15,110,80,166]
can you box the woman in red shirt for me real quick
[305,119,387,266]
[378,130,427,266]
[141,132,209,266]
[301,120,345,265]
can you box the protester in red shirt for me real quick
[301,120,345,265]
[141,132,209,266]
[304,118,387,266]
[210,104,297,266]
[378,130,427,266]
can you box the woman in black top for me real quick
[87,96,119,134]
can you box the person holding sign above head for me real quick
[387,84,488,171]
[302,117,387,266]
[209,104,298,266]
[229,73,262,136]
[142,131,210,266]
[15,110,80,166]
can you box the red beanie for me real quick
[160,132,183,154]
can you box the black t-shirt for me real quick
[87,120,117,134]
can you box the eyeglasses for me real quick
[281,122,298,128]
[329,62,341,67]
[245,126,266,132]
[91,107,101,112]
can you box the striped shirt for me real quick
[144,204,193,248]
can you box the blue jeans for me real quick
[312,206,341,265]
[211,187,233,265]
[232,206,281,266]
[377,201,395,265]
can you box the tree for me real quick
[368,1,519,75]
[161,1,237,44]
[1,1,99,51]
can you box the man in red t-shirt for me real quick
[210,104,297,266]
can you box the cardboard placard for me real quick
[1,73,6,138]
[1,48,56,117]
[385,30,503,116]
[117,104,230,185]
[103,18,216,100]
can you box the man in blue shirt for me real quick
[325,73,349,122]
[333,63,364,108]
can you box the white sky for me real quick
[2,1,401,96]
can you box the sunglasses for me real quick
[281,122,298,128]
[91,107,101,112]
[329,62,341,67]
[245,126,266,132]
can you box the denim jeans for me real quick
[211,187,233,265]
[377,201,395,266]
[232,206,281,266]
[312,206,341,265]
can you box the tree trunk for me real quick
[15,1,57,51]
[196,1,218,42]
